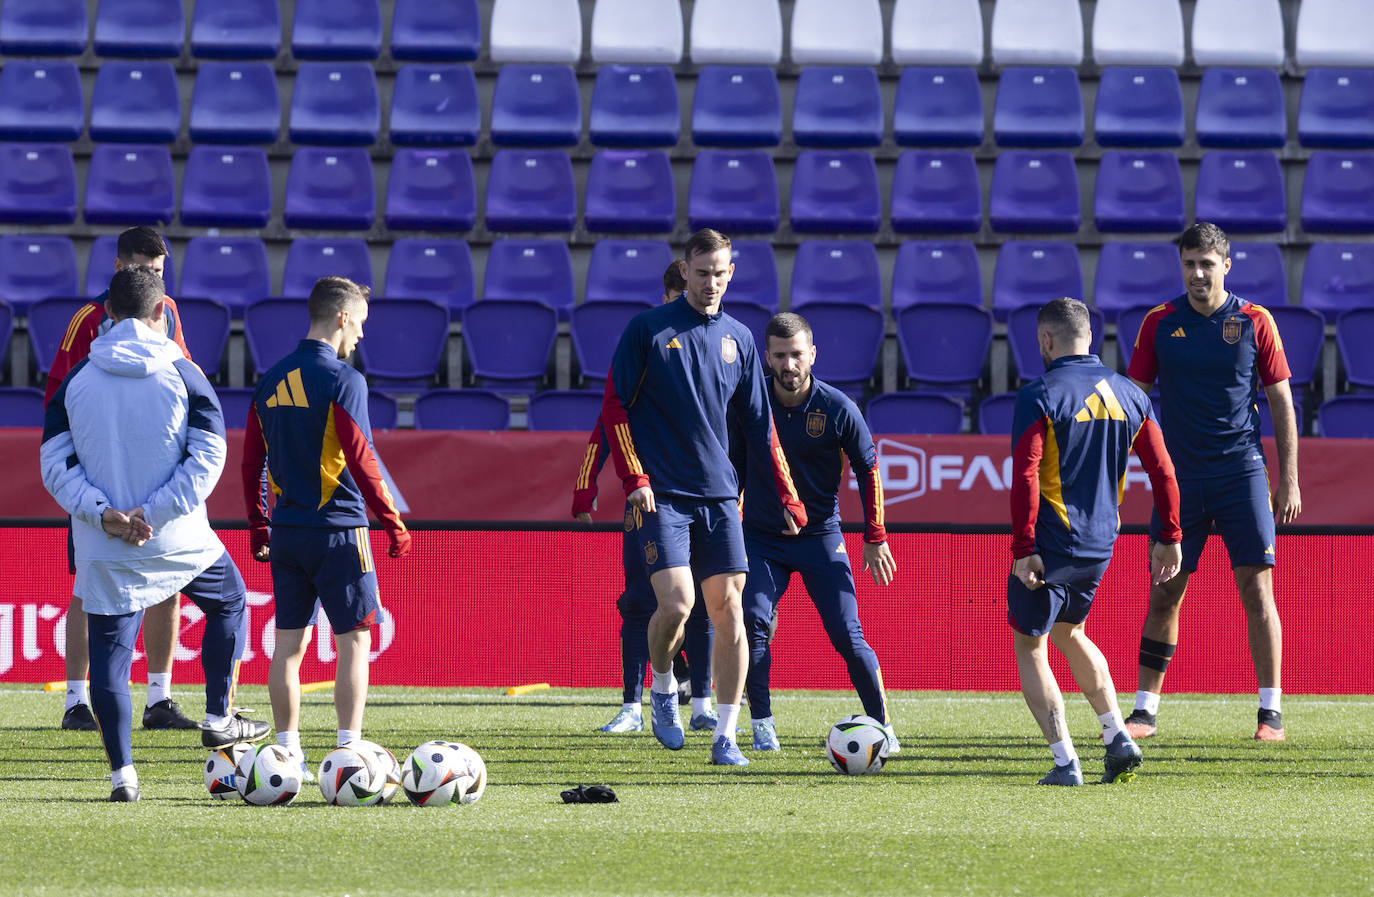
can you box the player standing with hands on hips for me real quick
[601,229,807,767]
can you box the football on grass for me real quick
[826,715,890,776]
[204,743,251,800]
[318,744,388,806]
[235,743,303,806]
[402,740,485,806]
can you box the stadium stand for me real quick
[0,300,10,371]
[589,0,683,64]
[992,241,1083,320]
[179,237,272,316]
[1093,152,1187,233]
[990,0,1084,66]
[1318,395,1374,438]
[289,63,381,146]
[490,64,581,147]
[895,303,994,396]
[281,238,372,297]
[790,241,882,309]
[526,390,605,432]
[976,392,1018,435]
[893,67,984,147]
[489,0,582,64]
[688,151,780,234]
[585,240,674,304]
[1193,151,1287,233]
[570,299,653,383]
[190,0,281,59]
[1335,309,1374,389]
[688,0,781,65]
[355,298,450,389]
[691,66,783,147]
[180,146,273,229]
[94,0,184,58]
[384,148,478,232]
[483,239,575,313]
[1092,242,1185,321]
[0,235,78,316]
[723,240,780,309]
[993,67,1085,147]
[795,302,884,397]
[1228,242,1288,308]
[866,392,965,435]
[1192,0,1285,67]
[390,0,481,62]
[89,61,180,144]
[1300,153,1374,233]
[174,297,232,380]
[1195,68,1286,148]
[369,391,400,429]
[584,150,676,234]
[1302,243,1374,320]
[789,151,881,234]
[214,388,254,428]
[189,63,282,145]
[282,148,376,231]
[83,144,176,226]
[792,67,883,148]
[1114,303,1155,370]
[1006,304,1105,383]
[0,143,76,225]
[1093,67,1186,147]
[988,151,1081,234]
[383,237,475,315]
[790,0,882,66]
[0,0,87,55]
[727,300,772,350]
[290,0,383,60]
[1091,0,1185,66]
[1294,0,1374,67]
[1298,69,1374,149]
[27,297,91,373]
[389,65,481,147]
[890,241,982,310]
[889,0,983,66]
[461,299,558,393]
[244,298,310,376]
[0,387,44,427]
[589,65,680,147]
[413,389,512,431]
[890,151,982,234]
[0,61,84,142]
[484,149,577,232]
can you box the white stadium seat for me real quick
[489,0,583,63]
[1092,0,1185,66]
[688,0,782,64]
[790,0,883,65]
[1192,0,1285,67]
[590,0,683,64]
[1296,0,1374,67]
[890,0,984,66]
[990,0,1083,66]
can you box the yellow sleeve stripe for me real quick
[59,304,97,353]
[614,422,644,476]
[576,442,598,490]
[774,445,800,502]
[871,465,885,529]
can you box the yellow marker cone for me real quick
[506,682,550,696]
[300,680,335,694]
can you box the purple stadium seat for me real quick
[289,63,380,146]
[0,301,11,370]
[1301,152,1374,233]
[688,150,779,234]
[291,0,382,60]
[215,389,254,428]
[993,66,1085,147]
[1268,306,1325,397]
[893,66,983,147]
[180,146,272,228]
[527,390,605,431]
[570,299,654,382]
[413,389,511,430]
[1007,303,1105,382]
[0,235,78,315]
[484,150,577,232]
[891,150,981,234]
[992,241,1083,319]
[0,0,87,55]
[1298,68,1374,149]
[585,150,676,233]
[789,151,881,233]
[85,234,175,297]
[490,64,581,147]
[384,148,476,231]
[1195,68,1286,148]
[356,298,449,388]
[189,63,281,145]
[1227,242,1287,308]
[1318,395,1374,438]
[461,300,558,393]
[175,297,231,378]
[691,66,782,147]
[28,297,93,373]
[989,150,1081,233]
[94,0,184,58]
[1302,243,1374,320]
[1336,308,1374,388]
[590,65,680,147]
[282,238,372,297]
[1093,151,1186,233]
[726,300,772,351]
[866,392,965,435]
[368,392,399,429]
[725,240,780,310]
[482,239,574,313]
[191,0,281,59]
[391,0,481,62]
[792,66,882,147]
[796,302,884,396]
[790,241,882,309]
[179,237,271,316]
[1194,151,1287,233]
[283,148,375,230]
[90,61,180,143]
[389,65,480,147]
[896,302,994,391]
[0,61,83,141]
[977,391,1018,435]
[1093,242,1184,321]
[84,144,175,226]
[244,298,310,375]
[0,143,76,225]
[1094,66,1185,147]
[1114,303,1156,370]
[0,388,45,427]
[585,240,674,303]
[891,240,982,310]
[384,238,475,315]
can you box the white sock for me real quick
[276,730,301,755]
[714,703,740,742]
[338,729,360,747]
[65,680,88,710]
[1259,687,1282,712]
[203,712,229,729]
[1099,709,1126,742]
[111,765,138,789]
[1049,739,1078,766]
[621,702,639,715]
[650,666,676,695]
[145,673,171,707]
[691,696,712,717]
[1134,690,1161,715]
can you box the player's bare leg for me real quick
[1128,561,1191,737]
[1050,621,1141,783]
[1235,564,1285,740]
[1013,631,1081,785]
[140,596,196,729]
[700,571,749,765]
[59,597,97,730]
[333,627,371,740]
[267,626,316,779]
[645,567,694,749]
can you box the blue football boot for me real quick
[751,718,780,751]
[649,691,684,750]
[1037,758,1083,786]
[599,707,643,733]
[710,736,750,766]
[1102,731,1143,784]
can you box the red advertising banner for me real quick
[1,527,1370,694]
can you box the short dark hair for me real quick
[1036,296,1091,342]
[107,266,165,321]
[115,226,167,262]
[683,228,731,264]
[764,311,812,344]
[1178,221,1229,260]
[662,261,686,296]
[307,276,370,324]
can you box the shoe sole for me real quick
[1102,756,1142,784]
[1124,722,1157,739]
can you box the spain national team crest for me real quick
[644,541,658,565]
[1222,318,1243,345]
[720,335,738,364]
[806,411,827,438]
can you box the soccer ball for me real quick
[401,741,485,806]
[204,743,251,800]
[235,743,303,806]
[354,739,402,805]
[318,744,389,807]
[825,715,890,775]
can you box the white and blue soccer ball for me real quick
[402,740,486,806]
[318,740,401,806]
[204,743,251,800]
[357,739,402,805]
[825,715,891,776]
[235,743,304,806]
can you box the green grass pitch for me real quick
[1,684,1370,897]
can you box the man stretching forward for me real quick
[601,229,807,766]
[1008,298,1182,786]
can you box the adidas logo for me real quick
[1265,544,1275,555]
[1169,327,1186,338]
[666,337,682,349]
[1074,378,1128,422]
[265,369,310,408]
[835,543,846,554]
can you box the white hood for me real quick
[87,318,183,380]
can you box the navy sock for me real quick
[620,615,650,705]
[683,615,712,698]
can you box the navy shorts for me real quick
[631,496,748,580]
[1006,550,1111,637]
[269,525,380,632]
[617,503,711,621]
[1150,469,1276,570]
